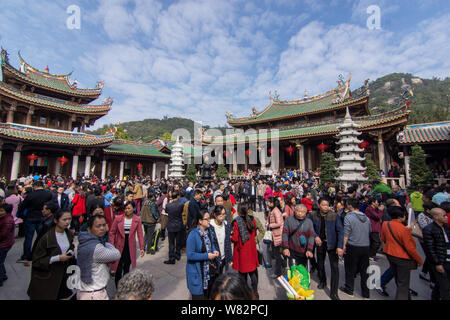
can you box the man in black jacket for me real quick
[187,190,202,229]
[164,191,185,264]
[16,180,53,264]
[423,208,450,300]
[53,185,70,211]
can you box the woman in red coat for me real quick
[109,201,145,287]
[231,203,259,299]
[71,185,86,233]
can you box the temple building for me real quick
[0,49,170,181]
[203,75,410,174]
[397,121,450,186]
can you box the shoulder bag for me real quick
[387,222,418,270]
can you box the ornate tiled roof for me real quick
[0,51,103,97]
[0,81,112,114]
[397,121,450,144]
[0,123,115,146]
[227,75,367,125]
[206,106,409,144]
[104,140,171,158]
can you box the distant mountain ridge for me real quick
[89,73,449,140]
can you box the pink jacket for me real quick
[268,207,284,246]
[264,186,273,200]
[109,215,144,272]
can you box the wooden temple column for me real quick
[10,143,23,181]
[7,102,17,123]
[152,162,156,181]
[377,132,386,174]
[68,115,76,131]
[119,160,125,180]
[26,106,35,125]
[297,143,305,171]
[233,147,238,174]
[403,146,411,186]
[165,163,169,179]
[307,145,313,170]
[71,149,81,179]
[101,159,107,181]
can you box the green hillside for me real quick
[362,73,449,124]
[88,116,229,141]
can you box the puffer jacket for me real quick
[268,207,283,246]
[422,222,450,266]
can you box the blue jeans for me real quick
[0,247,11,280]
[22,217,43,261]
[381,266,394,287]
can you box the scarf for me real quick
[77,231,107,284]
[198,228,211,290]
[235,215,250,244]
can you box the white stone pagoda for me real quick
[335,107,367,190]
[168,137,184,179]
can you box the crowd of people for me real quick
[0,170,449,300]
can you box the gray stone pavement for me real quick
[0,210,434,300]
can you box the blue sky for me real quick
[0,0,449,129]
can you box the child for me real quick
[0,204,15,286]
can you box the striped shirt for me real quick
[124,218,132,235]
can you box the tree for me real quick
[215,164,228,180]
[364,154,379,184]
[159,131,173,142]
[410,144,434,188]
[319,152,338,188]
[105,125,131,140]
[185,164,197,183]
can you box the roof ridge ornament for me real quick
[1,48,9,65]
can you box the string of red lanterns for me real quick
[137,163,143,170]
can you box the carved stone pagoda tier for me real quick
[168,138,184,179]
[335,107,367,190]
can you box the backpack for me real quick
[182,200,190,226]
[147,201,159,221]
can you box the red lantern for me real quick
[245,150,251,157]
[27,154,38,164]
[268,148,275,154]
[358,141,370,150]
[223,151,229,157]
[137,163,143,169]
[57,156,68,166]
[317,143,328,153]
[285,146,295,157]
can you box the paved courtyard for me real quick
[0,210,433,300]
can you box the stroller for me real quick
[277,256,315,300]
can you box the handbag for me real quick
[387,222,418,270]
[263,229,273,244]
[410,221,423,239]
